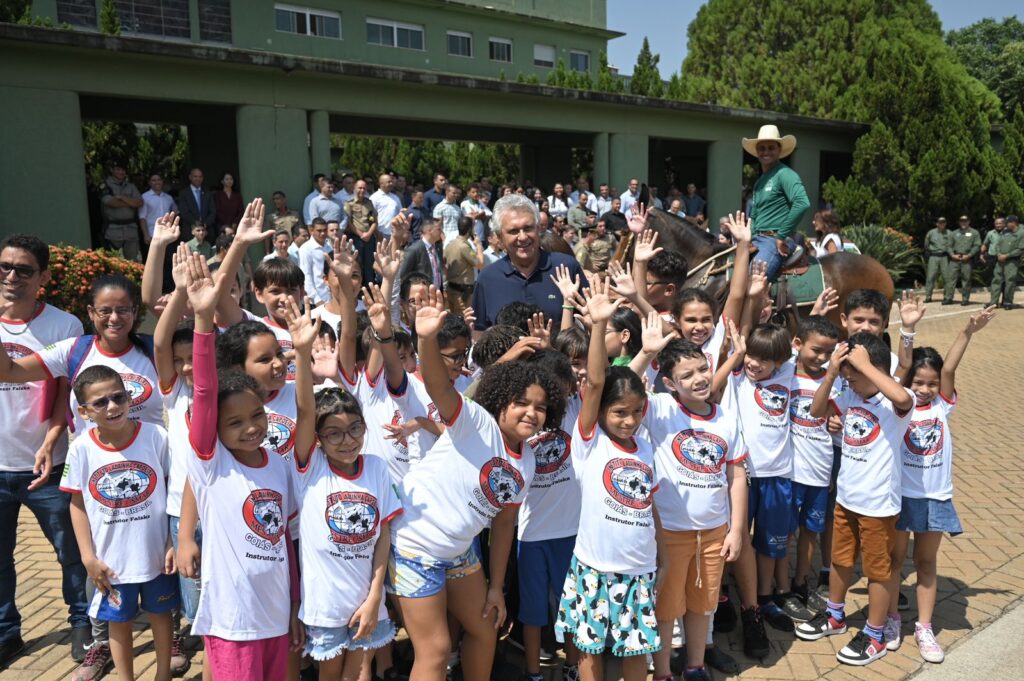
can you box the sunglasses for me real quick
[82,391,130,411]
[0,262,39,279]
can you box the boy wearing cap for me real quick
[942,216,980,306]
[923,217,950,303]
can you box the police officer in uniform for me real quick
[923,217,951,303]
[942,215,981,306]
[100,161,143,261]
[989,215,1022,310]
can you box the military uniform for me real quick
[989,228,1022,307]
[943,227,981,304]
[923,227,951,301]
[588,234,617,272]
[344,197,378,285]
[101,175,142,261]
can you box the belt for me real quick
[447,281,475,292]
[756,230,780,237]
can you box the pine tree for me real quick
[99,0,120,35]
[595,51,624,93]
[1003,105,1024,192]
[629,38,663,98]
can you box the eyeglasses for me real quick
[82,391,130,411]
[0,262,39,279]
[318,421,367,445]
[646,280,670,287]
[440,350,470,365]
[90,306,136,319]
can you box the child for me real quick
[888,306,995,662]
[388,287,565,681]
[182,250,302,680]
[263,229,292,262]
[285,295,403,679]
[60,366,176,681]
[605,307,643,366]
[633,317,747,681]
[187,223,214,259]
[252,258,305,382]
[797,333,915,667]
[556,279,660,681]
[552,326,589,390]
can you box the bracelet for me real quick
[371,328,395,344]
[561,305,575,310]
[899,328,917,338]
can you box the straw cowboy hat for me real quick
[742,125,797,158]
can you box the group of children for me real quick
[0,197,993,681]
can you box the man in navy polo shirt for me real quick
[471,194,588,335]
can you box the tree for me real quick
[99,0,120,36]
[595,51,624,93]
[947,17,1024,118]
[629,37,664,98]
[1004,105,1024,192]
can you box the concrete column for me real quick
[236,105,310,211]
[788,145,820,234]
[706,140,743,220]
[593,132,610,185]
[608,133,648,197]
[0,86,89,246]
[309,110,331,177]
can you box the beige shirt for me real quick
[444,236,478,286]
[344,198,377,235]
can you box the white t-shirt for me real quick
[900,393,956,501]
[830,386,915,517]
[0,303,82,471]
[260,317,297,383]
[789,370,842,487]
[36,337,162,434]
[813,233,843,258]
[187,442,297,640]
[393,371,473,467]
[59,422,169,583]
[263,384,298,458]
[391,397,534,559]
[345,368,410,483]
[722,361,795,478]
[370,190,403,237]
[296,451,401,627]
[702,320,727,375]
[571,421,658,575]
[161,376,192,517]
[518,396,582,542]
[645,395,747,531]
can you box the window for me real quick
[447,31,472,57]
[367,18,424,50]
[275,4,341,39]
[56,0,97,27]
[533,43,555,68]
[570,50,590,72]
[114,0,190,39]
[198,0,232,43]
[489,37,512,63]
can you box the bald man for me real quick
[369,173,403,238]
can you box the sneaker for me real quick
[538,648,555,663]
[70,626,92,662]
[672,617,684,647]
[682,667,713,681]
[837,631,887,666]
[884,616,902,651]
[522,674,543,681]
[170,634,191,676]
[915,624,945,663]
[795,612,848,641]
[740,607,770,659]
[646,652,655,672]
[898,591,910,611]
[713,594,737,633]
[0,636,26,669]
[777,593,815,623]
[806,584,828,615]
[562,664,580,681]
[704,645,739,674]
[71,642,113,681]
[758,601,794,632]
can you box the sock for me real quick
[826,600,845,622]
[888,612,901,624]
[917,621,932,630]
[864,622,885,643]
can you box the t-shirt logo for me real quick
[844,407,881,447]
[121,373,154,408]
[277,339,296,381]
[263,413,296,455]
[478,458,525,508]
[528,430,571,475]
[390,410,409,451]
[88,461,157,509]
[602,458,654,509]
[754,383,788,416]
[242,489,285,545]
[3,342,32,358]
[789,389,824,428]
[904,418,943,457]
[671,430,727,473]
[324,491,379,545]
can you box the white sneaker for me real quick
[915,623,945,663]
[884,615,902,651]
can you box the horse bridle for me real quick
[687,244,738,286]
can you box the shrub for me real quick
[43,245,145,326]
[841,224,922,283]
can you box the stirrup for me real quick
[782,245,804,269]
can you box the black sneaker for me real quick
[898,591,910,611]
[70,625,92,662]
[758,601,794,632]
[0,636,26,669]
[740,606,770,659]
[704,645,739,674]
[777,592,815,623]
[836,631,887,666]
[795,612,848,641]
[713,595,737,633]
[806,584,828,614]
[682,666,713,681]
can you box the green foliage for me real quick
[947,17,1024,118]
[595,51,624,93]
[1004,105,1024,191]
[82,121,189,189]
[499,70,506,82]
[0,1,30,23]
[525,74,540,85]
[99,0,120,36]
[546,59,572,87]
[629,37,664,98]
[841,224,922,282]
[515,72,526,83]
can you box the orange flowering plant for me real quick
[42,245,145,325]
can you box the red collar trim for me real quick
[329,455,363,480]
[88,421,142,452]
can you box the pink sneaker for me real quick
[915,623,945,663]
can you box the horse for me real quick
[612,209,895,337]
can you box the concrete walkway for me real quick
[912,597,1024,680]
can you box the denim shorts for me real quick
[88,573,179,622]
[168,515,203,622]
[896,497,963,536]
[386,546,481,598]
[304,619,395,661]
[748,476,795,559]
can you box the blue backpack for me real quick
[64,334,155,431]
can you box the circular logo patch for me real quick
[844,407,881,447]
[121,372,153,408]
[88,461,157,509]
[789,389,824,428]
[478,458,525,508]
[754,383,788,416]
[325,491,379,545]
[242,489,285,545]
[602,458,654,509]
[671,430,727,473]
[262,412,296,455]
[2,342,32,359]
[904,418,943,457]
[528,430,571,475]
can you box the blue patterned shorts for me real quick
[304,619,395,661]
[555,555,661,657]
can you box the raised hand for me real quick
[633,229,663,263]
[283,295,321,354]
[414,286,448,339]
[152,212,181,246]
[727,211,752,243]
[627,202,649,234]
[897,289,926,330]
[311,333,338,382]
[527,312,552,349]
[826,342,850,378]
[550,263,581,301]
[171,243,192,291]
[810,287,839,317]
[607,260,638,300]
[725,317,746,357]
[362,282,392,334]
[373,237,402,282]
[641,310,675,355]
[462,305,476,329]
[583,277,623,325]
[183,252,218,319]
[330,235,357,293]
[967,305,997,335]
[747,260,769,298]
[235,198,274,246]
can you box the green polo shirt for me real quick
[750,163,810,239]
[924,228,951,256]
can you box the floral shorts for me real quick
[555,555,661,657]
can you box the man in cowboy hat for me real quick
[743,125,811,280]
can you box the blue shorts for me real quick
[517,535,576,626]
[304,619,395,661]
[792,482,829,534]
[896,497,963,536]
[88,573,179,622]
[748,476,795,559]
[386,546,481,598]
[168,515,203,622]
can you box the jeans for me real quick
[0,469,89,642]
[168,515,203,623]
[752,233,795,282]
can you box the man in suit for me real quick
[399,217,444,293]
[177,167,216,241]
